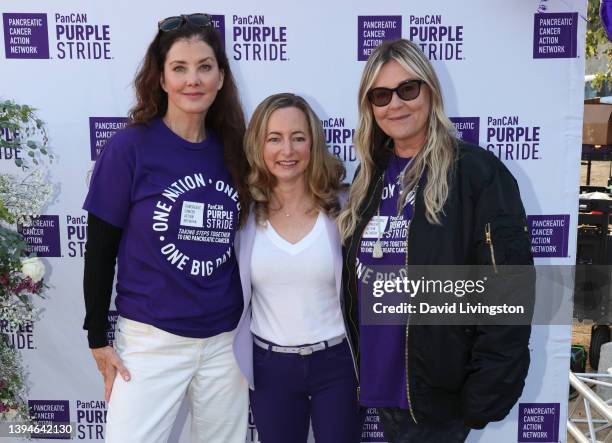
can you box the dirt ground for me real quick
[581,159,612,188]
[567,161,612,442]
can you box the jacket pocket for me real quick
[480,216,532,267]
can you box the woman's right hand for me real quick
[90,346,131,402]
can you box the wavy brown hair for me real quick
[129,20,249,224]
[244,93,345,225]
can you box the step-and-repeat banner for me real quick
[1,0,585,441]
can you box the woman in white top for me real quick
[233,93,363,442]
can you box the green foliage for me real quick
[0,336,31,422]
[0,100,52,421]
[587,0,612,90]
[0,100,53,169]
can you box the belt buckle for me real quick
[298,346,313,356]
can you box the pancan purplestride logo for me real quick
[518,403,560,442]
[450,117,479,145]
[0,125,22,163]
[408,14,464,61]
[322,116,356,163]
[3,13,49,59]
[533,13,578,59]
[361,408,386,442]
[486,115,541,161]
[232,15,287,61]
[528,215,569,258]
[106,310,118,345]
[1,319,35,350]
[76,400,106,440]
[18,215,61,257]
[210,15,225,47]
[66,214,87,258]
[2,12,112,60]
[29,400,71,439]
[357,16,401,61]
[89,117,128,160]
[54,13,111,60]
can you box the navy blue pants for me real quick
[249,339,363,443]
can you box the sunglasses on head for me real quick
[158,13,212,32]
[366,79,425,107]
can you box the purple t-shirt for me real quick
[357,155,414,408]
[83,118,243,338]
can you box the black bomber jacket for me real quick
[341,141,535,429]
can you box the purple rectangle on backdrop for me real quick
[29,400,71,439]
[18,215,61,257]
[533,13,578,59]
[210,15,225,47]
[450,117,480,145]
[106,310,118,345]
[517,403,560,442]
[3,13,49,59]
[527,214,570,258]
[89,117,128,160]
[361,408,386,442]
[358,16,402,61]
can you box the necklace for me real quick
[372,155,410,259]
[372,206,384,259]
[271,205,315,218]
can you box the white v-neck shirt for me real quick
[250,212,345,346]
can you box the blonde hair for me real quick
[338,39,457,241]
[244,93,345,225]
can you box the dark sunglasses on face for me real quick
[158,13,212,32]
[367,79,425,107]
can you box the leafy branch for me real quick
[587,0,612,91]
[0,100,53,169]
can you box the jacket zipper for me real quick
[404,185,419,425]
[484,222,498,274]
[345,173,384,401]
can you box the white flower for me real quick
[21,257,45,283]
[4,408,18,421]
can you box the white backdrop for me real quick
[0,0,586,442]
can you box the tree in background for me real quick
[587,0,612,91]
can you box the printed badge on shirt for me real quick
[152,173,240,278]
[180,201,205,227]
[363,216,389,239]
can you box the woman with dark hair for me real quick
[82,14,249,442]
[233,93,363,442]
[338,39,534,442]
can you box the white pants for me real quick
[106,317,248,443]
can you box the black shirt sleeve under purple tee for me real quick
[82,118,243,345]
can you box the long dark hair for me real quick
[129,21,250,224]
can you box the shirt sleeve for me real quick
[83,131,135,228]
[460,161,534,429]
[82,212,122,348]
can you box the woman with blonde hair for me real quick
[338,39,534,442]
[233,92,363,442]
